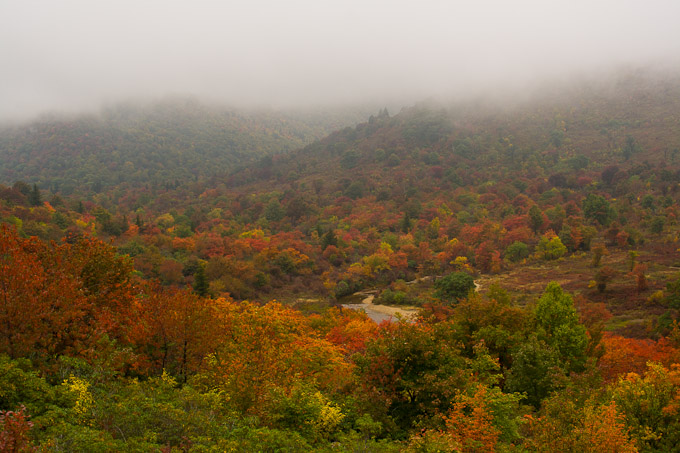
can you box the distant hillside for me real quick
[0,99,370,194]
[228,70,680,192]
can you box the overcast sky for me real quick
[1,0,680,121]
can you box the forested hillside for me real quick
[3,71,680,450]
[0,100,370,195]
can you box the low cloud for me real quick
[2,0,679,121]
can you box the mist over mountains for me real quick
[2,1,680,122]
[3,65,679,198]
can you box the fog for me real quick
[2,0,680,122]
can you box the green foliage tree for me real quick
[192,263,210,297]
[545,205,566,231]
[321,229,338,250]
[550,129,565,148]
[534,282,588,373]
[434,272,475,303]
[354,321,468,434]
[264,198,285,222]
[28,184,41,207]
[400,212,411,233]
[506,283,588,407]
[664,274,680,309]
[622,135,640,161]
[334,280,352,299]
[504,241,529,262]
[341,149,360,169]
[628,250,639,271]
[582,194,615,226]
[387,154,401,167]
[536,235,567,260]
[267,384,345,443]
[504,336,561,408]
[448,287,529,371]
[528,205,544,234]
[641,194,655,210]
[344,182,364,200]
[568,154,589,170]
[0,355,58,419]
[650,216,665,234]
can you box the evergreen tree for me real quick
[29,184,41,206]
[401,212,411,233]
[528,205,543,234]
[193,264,210,297]
[321,230,337,249]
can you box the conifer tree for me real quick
[28,184,41,206]
[193,264,209,297]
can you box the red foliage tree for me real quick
[599,333,679,381]
[0,406,35,453]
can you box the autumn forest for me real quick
[3,70,680,451]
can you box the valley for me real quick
[2,71,680,450]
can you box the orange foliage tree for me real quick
[0,226,88,360]
[61,234,137,345]
[193,301,353,416]
[309,307,379,355]
[599,333,679,382]
[523,401,637,453]
[0,226,136,365]
[443,385,501,452]
[131,283,216,379]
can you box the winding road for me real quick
[341,290,419,323]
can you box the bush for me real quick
[378,289,407,305]
[334,281,352,299]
